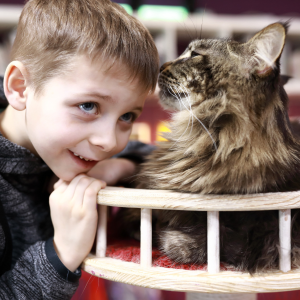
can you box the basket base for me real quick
[82,254,300,294]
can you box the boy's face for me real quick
[23,55,147,181]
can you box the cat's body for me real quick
[123,22,300,273]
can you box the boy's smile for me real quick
[2,55,147,181]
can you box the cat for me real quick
[120,22,300,274]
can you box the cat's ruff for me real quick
[81,186,300,294]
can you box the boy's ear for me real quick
[4,61,29,111]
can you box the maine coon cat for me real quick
[121,22,300,273]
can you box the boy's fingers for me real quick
[53,180,68,194]
[53,178,63,190]
[71,176,98,206]
[83,180,106,210]
[63,174,88,201]
[99,180,106,188]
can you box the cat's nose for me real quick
[160,61,172,73]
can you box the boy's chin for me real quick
[53,170,89,182]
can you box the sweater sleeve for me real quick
[0,240,80,300]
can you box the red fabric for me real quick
[258,291,300,300]
[162,291,185,300]
[106,239,231,271]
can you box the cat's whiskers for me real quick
[199,6,206,40]
[170,84,218,151]
[166,87,193,150]
[169,84,210,151]
[168,85,189,114]
[175,84,192,111]
[183,86,218,151]
[167,86,195,146]
[176,84,195,137]
[172,85,193,119]
[173,84,197,145]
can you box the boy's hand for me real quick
[87,158,137,186]
[50,175,106,272]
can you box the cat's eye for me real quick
[191,51,201,58]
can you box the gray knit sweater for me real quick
[0,132,81,299]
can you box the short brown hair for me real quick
[11,0,159,94]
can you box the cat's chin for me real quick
[159,89,190,112]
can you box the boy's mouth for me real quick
[68,150,99,169]
[72,152,95,162]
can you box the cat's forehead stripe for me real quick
[190,39,227,51]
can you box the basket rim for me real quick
[97,186,300,211]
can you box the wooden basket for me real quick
[81,187,300,294]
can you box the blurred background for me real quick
[0,0,299,145]
[0,1,299,300]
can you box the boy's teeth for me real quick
[73,152,92,161]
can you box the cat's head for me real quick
[158,22,288,112]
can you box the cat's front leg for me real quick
[157,210,207,264]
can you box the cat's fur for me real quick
[142,22,300,194]
[123,22,300,273]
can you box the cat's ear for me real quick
[246,22,288,76]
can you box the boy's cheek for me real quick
[39,126,131,182]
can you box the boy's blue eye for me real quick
[120,112,134,123]
[79,103,97,114]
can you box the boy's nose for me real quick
[90,131,117,153]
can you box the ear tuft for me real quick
[247,23,287,76]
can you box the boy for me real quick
[0,0,159,299]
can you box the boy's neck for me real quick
[0,105,36,155]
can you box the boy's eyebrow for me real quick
[74,92,116,103]
[132,106,143,113]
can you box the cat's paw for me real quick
[159,230,206,264]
